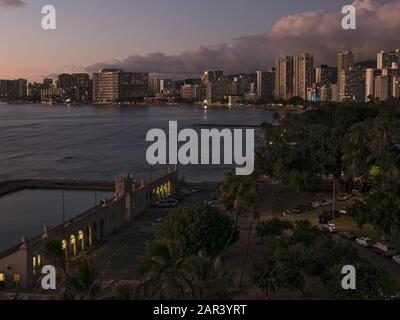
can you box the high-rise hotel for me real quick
[92,69,149,104]
[275,53,313,101]
[275,56,294,101]
[293,53,314,101]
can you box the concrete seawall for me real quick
[0,179,115,197]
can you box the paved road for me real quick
[338,238,400,281]
[89,183,216,282]
[288,200,400,282]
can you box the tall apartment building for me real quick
[149,78,161,95]
[275,56,294,100]
[374,75,389,101]
[0,79,28,101]
[256,69,275,99]
[316,65,337,86]
[293,53,314,100]
[393,75,400,99]
[160,79,173,94]
[92,69,148,104]
[118,72,149,102]
[377,50,400,70]
[43,78,54,90]
[337,51,354,100]
[205,78,235,103]
[338,67,366,102]
[93,69,120,104]
[181,84,201,101]
[0,80,7,101]
[365,68,376,101]
[58,73,91,102]
[331,84,340,103]
[319,85,332,102]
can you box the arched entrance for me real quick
[78,230,85,251]
[86,225,92,247]
[70,235,77,257]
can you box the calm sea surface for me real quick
[0,104,274,251]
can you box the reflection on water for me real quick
[0,189,113,253]
[0,104,271,182]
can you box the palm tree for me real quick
[135,241,194,300]
[69,257,101,300]
[239,207,260,287]
[216,171,258,258]
[184,252,237,300]
[39,239,69,294]
[342,122,370,191]
[40,239,68,275]
[368,114,399,186]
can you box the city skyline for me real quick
[1,0,399,81]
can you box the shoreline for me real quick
[1,101,303,112]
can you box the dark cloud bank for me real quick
[87,0,400,77]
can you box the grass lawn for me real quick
[333,216,377,239]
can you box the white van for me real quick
[373,242,397,257]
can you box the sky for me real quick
[0,0,399,81]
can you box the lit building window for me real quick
[62,239,68,260]
[37,255,41,267]
[79,230,85,251]
[13,274,20,287]
[0,273,5,286]
[33,256,37,274]
[70,235,77,256]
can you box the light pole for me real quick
[332,178,339,220]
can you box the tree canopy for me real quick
[156,204,239,257]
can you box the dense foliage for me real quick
[156,204,239,257]
[351,184,400,237]
[259,104,400,192]
[249,220,399,299]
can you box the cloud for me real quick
[0,0,25,7]
[87,0,400,77]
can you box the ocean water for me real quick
[0,189,113,253]
[0,103,272,182]
[0,103,274,252]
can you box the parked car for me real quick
[156,200,177,208]
[323,224,339,233]
[391,293,400,300]
[206,200,217,207]
[166,198,178,204]
[338,194,351,202]
[191,187,200,193]
[180,189,191,195]
[292,207,304,214]
[321,199,332,207]
[172,193,185,201]
[340,207,350,215]
[312,201,321,209]
[392,256,400,265]
[355,237,373,247]
[339,231,357,241]
[373,242,397,257]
